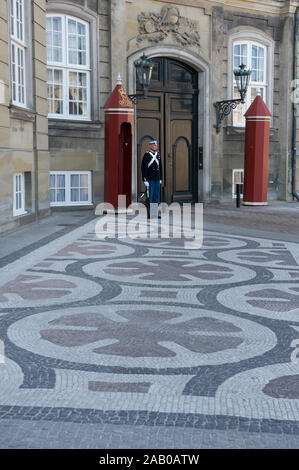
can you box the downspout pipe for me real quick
[292,7,299,201]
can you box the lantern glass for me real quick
[234,64,251,103]
[134,53,154,91]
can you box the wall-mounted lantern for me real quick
[128,53,155,105]
[214,64,252,133]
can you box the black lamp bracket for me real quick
[214,98,243,134]
[127,94,145,105]
[128,91,149,105]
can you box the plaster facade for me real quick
[0,0,299,233]
[0,0,50,234]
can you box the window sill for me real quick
[225,126,245,136]
[13,210,28,217]
[50,203,93,207]
[9,105,36,122]
[48,119,102,132]
[225,126,275,136]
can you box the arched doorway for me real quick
[136,58,199,203]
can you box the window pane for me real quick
[46,16,63,63]
[46,17,52,30]
[11,0,14,36]
[80,188,88,201]
[81,103,87,116]
[54,85,62,99]
[54,100,63,114]
[47,68,53,82]
[53,32,61,47]
[53,47,62,63]
[57,175,65,187]
[71,174,79,187]
[50,189,56,202]
[47,69,63,115]
[69,87,77,100]
[78,23,86,36]
[69,102,78,115]
[53,17,62,31]
[48,100,52,114]
[19,0,23,41]
[80,174,88,187]
[69,72,77,85]
[68,19,76,34]
[78,73,86,86]
[67,18,87,66]
[68,51,77,64]
[69,102,74,114]
[79,37,86,50]
[68,36,77,49]
[50,174,56,187]
[251,45,265,83]
[234,43,248,69]
[11,44,26,106]
[71,189,79,202]
[54,69,62,83]
[57,189,65,202]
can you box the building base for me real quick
[242,202,268,206]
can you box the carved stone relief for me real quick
[137,6,200,47]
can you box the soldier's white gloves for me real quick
[144,181,149,188]
[160,180,162,184]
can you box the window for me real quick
[232,169,244,199]
[50,171,92,206]
[10,0,26,107]
[232,40,268,126]
[13,173,26,216]
[46,15,90,120]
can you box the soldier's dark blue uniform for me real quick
[141,140,163,206]
[141,151,163,182]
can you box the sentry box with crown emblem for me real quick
[243,94,272,206]
[103,76,134,211]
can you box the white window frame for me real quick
[50,171,92,206]
[232,169,244,199]
[228,30,274,128]
[13,173,26,216]
[10,0,27,108]
[46,13,91,121]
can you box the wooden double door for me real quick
[137,58,199,203]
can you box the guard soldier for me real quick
[141,139,163,218]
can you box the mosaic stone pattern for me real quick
[1,218,299,448]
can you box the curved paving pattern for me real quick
[83,257,256,286]
[7,305,276,369]
[1,219,299,447]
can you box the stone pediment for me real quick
[137,5,200,47]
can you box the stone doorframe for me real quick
[127,45,211,203]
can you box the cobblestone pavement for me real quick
[0,207,299,449]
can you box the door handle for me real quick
[198,146,203,169]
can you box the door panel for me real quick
[174,136,191,193]
[166,93,195,203]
